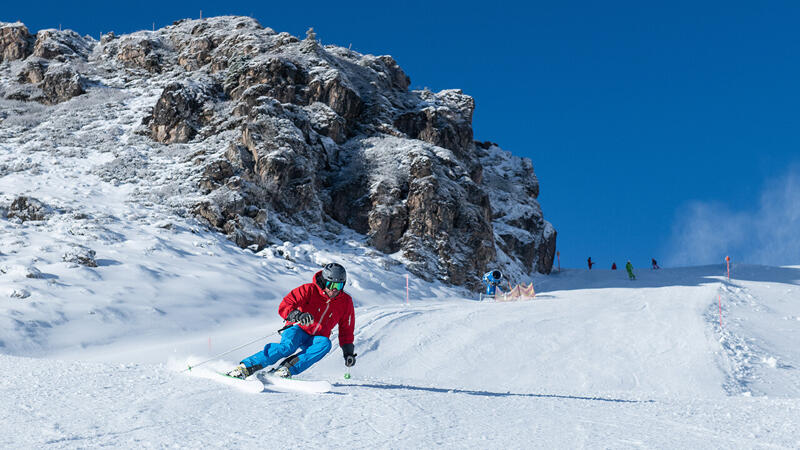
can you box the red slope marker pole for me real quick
[726,256,730,280]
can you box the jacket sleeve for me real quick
[337,297,356,346]
[279,285,307,320]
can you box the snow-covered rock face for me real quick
[0,16,556,288]
[0,22,34,62]
[1,25,91,103]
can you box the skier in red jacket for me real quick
[227,263,356,379]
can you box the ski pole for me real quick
[326,330,355,380]
[181,329,282,373]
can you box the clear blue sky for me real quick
[6,1,800,268]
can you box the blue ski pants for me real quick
[241,325,332,375]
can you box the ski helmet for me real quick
[322,263,347,284]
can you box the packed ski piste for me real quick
[2,217,800,446]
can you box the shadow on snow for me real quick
[334,382,653,404]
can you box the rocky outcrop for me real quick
[400,148,495,285]
[147,80,220,143]
[477,142,557,275]
[306,74,363,123]
[5,61,84,104]
[0,22,34,61]
[162,16,556,286]
[177,36,214,70]
[32,29,93,60]
[306,102,347,143]
[0,26,90,104]
[16,59,45,84]
[105,35,167,73]
[40,65,84,104]
[395,89,476,158]
[241,114,325,216]
[0,16,557,288]
[225,57,305,103]
[376,55,410,91]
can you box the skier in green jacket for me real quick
[625,260,636,280]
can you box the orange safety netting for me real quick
[496,283,536,302]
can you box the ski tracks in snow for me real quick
[711,280,800,397]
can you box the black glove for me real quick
[286,310,314,326]
[342,343,357,367]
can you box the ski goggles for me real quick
[324,280,345,291]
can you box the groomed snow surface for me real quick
[1,86,799,447]
[2,237,799,449]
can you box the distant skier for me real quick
[226,263,356,379]
[625,260,636,280]
[611,262,617,270]
[651,258,660,270]
[482,270,504,297]
[587,257,595,270]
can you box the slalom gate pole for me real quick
[181,328,283,373]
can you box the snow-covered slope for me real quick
[1,237,799,448]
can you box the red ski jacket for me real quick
[278,271,355,346]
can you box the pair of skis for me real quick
[187,365,332,394]
[224,369,332,394]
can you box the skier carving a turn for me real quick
[227,263,357,379]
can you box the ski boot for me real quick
[269,366,291,378]
[226,363,252,380]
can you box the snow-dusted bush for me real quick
[0,99,48,129]
[7,196,51,222]
[61,245,97,267]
